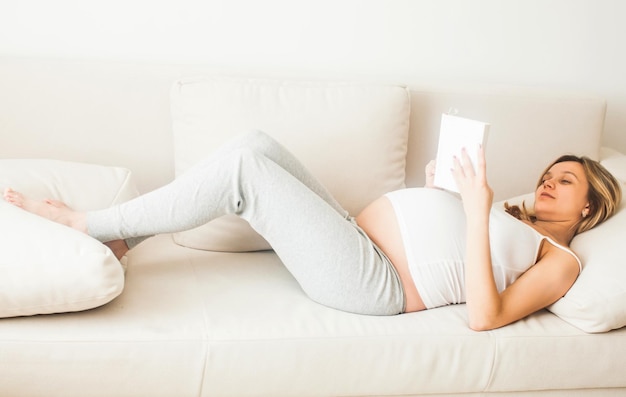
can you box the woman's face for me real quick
[534,161,590,222]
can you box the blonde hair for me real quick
[505,155,622,236]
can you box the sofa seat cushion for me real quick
[0,159,138,318]
[170,77,410,252]
[178,239,626,395]
[2,233,626,396]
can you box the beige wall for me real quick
[1,0,625,152]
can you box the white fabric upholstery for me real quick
[0,159,138,317]
[170,77,410,251]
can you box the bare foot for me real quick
[3,187,88,234]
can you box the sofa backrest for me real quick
[0,57,605,203]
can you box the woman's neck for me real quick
[528,219,577,246]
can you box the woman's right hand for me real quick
[451,146,493,217]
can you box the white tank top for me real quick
[385,188,582,309]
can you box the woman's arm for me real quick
[485,249,580,330]
[465,239,579,330]
[451,147,499,330]
[452,148,579,330]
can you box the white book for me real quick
[433,113,490,192]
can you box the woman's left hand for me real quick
[424,160,438,188]
[451,146,493,217]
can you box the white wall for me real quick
[1,0,625,152]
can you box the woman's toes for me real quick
[3,188,23,207]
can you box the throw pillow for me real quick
[0,159,138,317]
[170,77,410,251]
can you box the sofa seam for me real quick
[481,331,499,393]
[187,253,211,397]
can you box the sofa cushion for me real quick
[170,77,410,252]
[0,159,138,318]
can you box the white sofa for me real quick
[1,57,626,397]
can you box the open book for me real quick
[433,113,490,192]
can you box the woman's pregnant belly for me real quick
[355,196,426,312]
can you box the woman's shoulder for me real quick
[538,238,583,274]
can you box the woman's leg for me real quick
[196,130,347,216]
[87,144,404,315]
[121,130,348,249]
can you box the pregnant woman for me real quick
[4,130,621,330]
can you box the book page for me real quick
[433,114,490,192]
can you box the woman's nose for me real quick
[543,178,554,189]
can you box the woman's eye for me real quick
[560,179,571,184]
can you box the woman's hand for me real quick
[451,146,493,217]
[424,160,437,188]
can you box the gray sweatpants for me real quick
[87,130,405,315]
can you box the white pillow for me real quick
[171,77,410,252]
[0,202,124,317]
[0,159,138,318]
